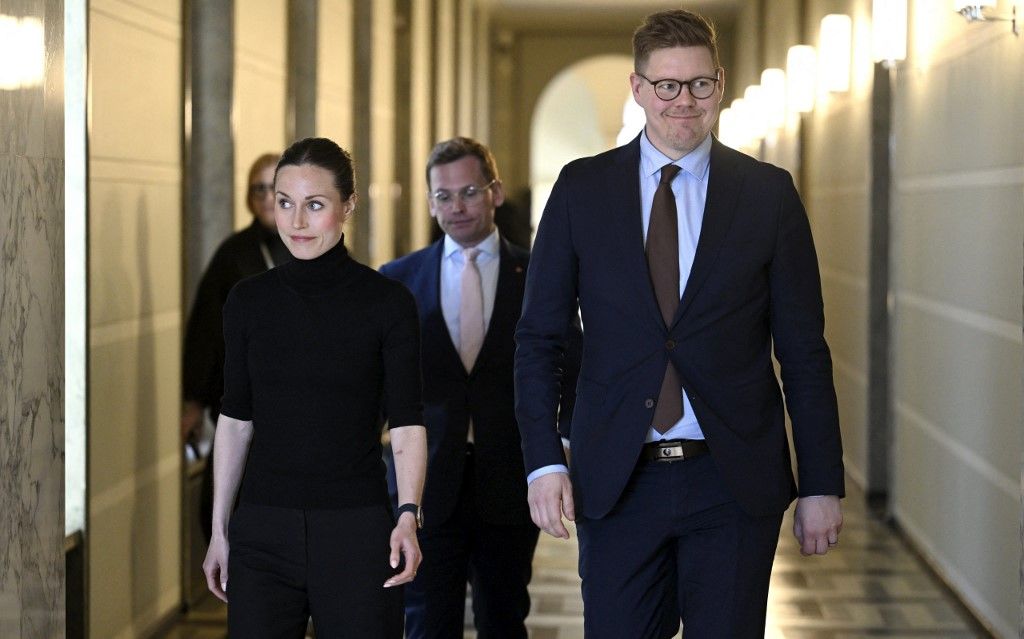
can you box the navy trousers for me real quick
[404,449,540,639]
[577,453,783,639]
[226,502,405,638]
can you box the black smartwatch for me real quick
[396,502,423,529]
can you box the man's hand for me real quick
[793,495,843,556]
[528,472,575,539]
[181,401,204,443]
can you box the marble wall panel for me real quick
[0,91,65,639]
[0,0,65,635]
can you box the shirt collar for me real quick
[639,129,712,182]
[443,228,500,260]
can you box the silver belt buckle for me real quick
[659,443,685,461]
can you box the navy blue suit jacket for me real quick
[515,135,844,520]
[383,235,579,527]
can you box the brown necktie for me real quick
[646,164,683,433]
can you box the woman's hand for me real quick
[383,513,421,588]
[203,535,230,602]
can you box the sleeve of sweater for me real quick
[219,283,253,421]
[381,282,424,429]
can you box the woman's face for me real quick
[274,163,354,260]
[248,163,278,230]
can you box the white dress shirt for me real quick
[441,229,501,349]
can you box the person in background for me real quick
[381,136,580,638]
[202,137,427,637]
[515,9,844,638]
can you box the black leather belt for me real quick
[640,439,709,463]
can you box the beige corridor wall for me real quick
[87,1,182,636]
[234,0,287,229]
[889,4,1023,636]
[802,0,874,491]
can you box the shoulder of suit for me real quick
[502,240,530,266]
[380,242,436,278]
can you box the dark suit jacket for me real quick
[515,135,844,520]
[382,235,579,527]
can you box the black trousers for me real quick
[227,502,404,638]
[404,448,540,639]
[577,453,783,639]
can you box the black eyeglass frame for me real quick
[635,69,722,101]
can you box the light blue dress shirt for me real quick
[526,131,712,485]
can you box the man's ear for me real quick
[491,180,506,208]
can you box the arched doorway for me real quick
[529,54,643,234]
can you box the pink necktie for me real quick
[459,248,485,372]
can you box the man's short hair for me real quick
[425,137,500,188]
[633,9,720,73]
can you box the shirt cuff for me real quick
[527,464,569,485]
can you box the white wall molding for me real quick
[895,290,1022,345]
[896,399,1018,500]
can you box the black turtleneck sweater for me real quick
[221,239,423,509]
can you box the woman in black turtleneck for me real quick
[202,137,427,638]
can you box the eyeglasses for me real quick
[248,182,274,197]
[636,71,721,101]
[429,180,496,210]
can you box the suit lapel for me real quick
[419,240,465,375]
[673,139,744,328]
[472,237,523,374]
[609,137,666,333]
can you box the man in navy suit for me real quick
[515,10,844,639]
[382,137,578,638]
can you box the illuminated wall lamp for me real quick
[953,1,1019,36]
[760,68,787,130]
[0,15,45,90]
[743,85,769,141]
[872,0,908,65]
[786,45,817,113]
[819,14,853,92]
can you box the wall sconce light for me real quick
[718,107,741,149]
[743,85,769,141]
[819,14,853,92]
[786,45,817,112]
[0,15,45,90]
[760,68,787,129]
[728,98,752,148]
[953,1,1019,36]
[873,0,908,64]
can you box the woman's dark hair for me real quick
[276,137,356,200]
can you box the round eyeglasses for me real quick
[429,180,496,210]
[636,71,721,101]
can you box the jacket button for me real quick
[665,339,676,350]
[644,398,655,408]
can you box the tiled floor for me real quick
[160,479,990,638]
